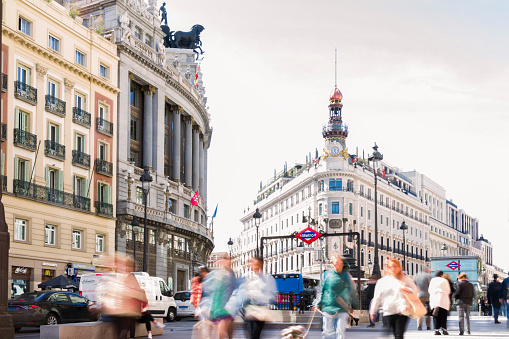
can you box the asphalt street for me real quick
[14,315,509,338]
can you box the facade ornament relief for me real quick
[36,63,48,79]
[128,72,135,80]
[64,78,75,92]
[185,65,191,80]
[156,39,167,67]
[119,12,131,44]
[172,55,181,70]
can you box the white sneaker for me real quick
[147,333,152,339]
[154,321,165,329]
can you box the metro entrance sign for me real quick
[296,227,322,245]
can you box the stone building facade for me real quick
[74,0,213,291]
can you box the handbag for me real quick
[432,307,439,317]
[401,289,427,319]
[244,304,272,321]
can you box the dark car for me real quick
[8,291,96,331]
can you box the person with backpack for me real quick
[499,274,509,327]
[453,273,475,335]
[487,274,502,324]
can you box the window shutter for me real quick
[73,175,77,193]
[83,178,88,198]
[21,112,29,132]
[1,152,4,176]
[24,161,30,182]
[56,125,60,144]
[15,108,19,130]
[45,167,49,187]
[105,185,111,204]
[57,170,63,191]
[14,157,19,181]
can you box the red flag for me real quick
[191,189,199,206]
[194,65,200,86]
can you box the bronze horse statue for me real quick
[161,24,205,59]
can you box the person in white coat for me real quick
[428,270,451,335]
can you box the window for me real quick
[319,203,323,216]
[73,175,87,197]
[48,35,60,52]
[360,207,363,217]
[75,133,85,153]
[331,202,340,214]
[99,64,108,78]
[184,204,190,218]
[17,65,30,85]
[14,157,30,182]
[14,218,27,241]
[349,203,353,215]
[75,50,85,66]
[96,234,104,252]
[19,16,32,36]
[136,187,144,204]
[368,210,371,220]
[72,230,82,249]
[99,104,108,121]
[45,225,56,245]
[75,92,86,110]
[329,179,335,191]
[69,294,87,304]
[98,142,107,161]
[130,116,139,141]
[134,26,141,39]
[97,182,111,203]
[145,34,152,46]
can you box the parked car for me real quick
[8,291,96,332]
[173,291,196,319]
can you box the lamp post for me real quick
[368,258,373,277]
[140,167,153,272]
[441,243,447,257]
[400,220,408,273]
[131,216,140,271]
[253,208,262,257]
[227,237,234,259]
[368,143,383,278]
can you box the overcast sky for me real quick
[162,0,509,271]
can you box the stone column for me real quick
[63,78,75,193]
[34,64,48,186]
[203,146,208,204]
[199,134,204,202]
[171,106,182,182]
[143,85,155,168]
[124,72,134,162]
[184,117,193,187]
[192,126,200,191]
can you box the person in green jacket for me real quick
[314,253,352,339]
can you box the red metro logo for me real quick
[446,261,461,270]
[295,227,322,245]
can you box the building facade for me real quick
[2,0,119,297]
[232,83,503,280]
[74,0,214,292]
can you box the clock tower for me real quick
[322,85,349,169]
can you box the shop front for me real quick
[11,266,32,298]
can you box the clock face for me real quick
[330,146,340,156]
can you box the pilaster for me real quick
[34,63,48,186]
[192,125,200,191]
[184,117,193,187]
[63,78,75,193]
[171,106,182,182]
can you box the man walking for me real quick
[429,270,451,335]
[453,273,474,335]
[414,268,432,330]
[487,274,502,324]
[364,276,377,328]
[498,274,509,327]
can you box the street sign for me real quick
[295,246,321,252]
[295,227,322,245]
[446,261,461,270]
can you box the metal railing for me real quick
[72,107,91,127]
[44,140,65,160]
[45,95,66,116]
[96,117,113,136]
[96,158,113,176]
[72,150,90,168]
[1,73,7,92]
[95,200,113,216]
[1,176,6,191]
[14,81,37,105]
[1,123,6,141]
[14,129,37,150]
[13,179,90,212]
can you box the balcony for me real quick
[1,176,6,191]
[14,81,37,105]
[72,150,90,168]
[45,95,66,117]
[1,73,6,92]
[12,179,90,212]
[14,129,37,151]
[96,117,113,136]
[1,123,6,141]
[96,200,113,216]
[96,159,113,177]
[72,107,91,127]
[361,239,367,245]
[380,244,386,251]
[387,246,392,252]
[45,140,65,160]
[368,241,374,247]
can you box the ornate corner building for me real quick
[233,81,500,281]
[74,0,214,291]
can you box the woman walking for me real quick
[429,270,451,335]
[369,258,419,339]
[453,272,474,335]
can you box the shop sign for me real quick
[329,219,343,228]
[71,263,95,271]
[42,262,58,267]
[14,267,30,274]
[43,269,54,276]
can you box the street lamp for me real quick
[131,216,140,271]
[441,243,447,257]
[253,208,262,257]
[140,167,153,272]
[400,220,408,273]
[368,143,383,278]
[227,237,234,259]
[368,258,373,276]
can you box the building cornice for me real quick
[2,26,121,95]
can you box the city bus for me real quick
[272,273,319,310]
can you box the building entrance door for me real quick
[177,270,185,291]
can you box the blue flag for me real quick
[212,204,218,218]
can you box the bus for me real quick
[272,273,319,310]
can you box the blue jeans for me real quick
[505,300,509,321]
[493,305,500,322]
[322,312,348,339]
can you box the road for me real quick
[14,315,508,338]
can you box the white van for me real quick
[79,272,177,322]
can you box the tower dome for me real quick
[323,85,348,140]
[330,85,343,101]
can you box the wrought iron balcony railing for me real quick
[361,239,367,245]
[45,140,65,160]
[72,107,91,127]
[1,176,6,191]
[12,179,90,212]
[45,95,66,116]
[96,117,113,136]
[14,129,37,150]
[368,241,375,247]
[1,73,7,92]
[96,158,113,176]
[14,81,37,105]
[1,123,6,141]
[96,201,113,216]
[72,150,90,168]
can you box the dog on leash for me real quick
[281,325,304,339]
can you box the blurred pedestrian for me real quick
[313,253,353,339]
[413,267,432,331]
[488,274,502,324]
[364,276,378,328]
[191,266,210,311]
[429,270,451,335]
[443,273,455,311]
[453,272,474,335]
[500,274,509,327]
[369,258,419,339]
[139,302,165,339]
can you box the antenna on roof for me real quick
[335,48,338,87]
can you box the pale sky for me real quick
[162,0,509,271]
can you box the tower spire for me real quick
[335,48,337,87]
